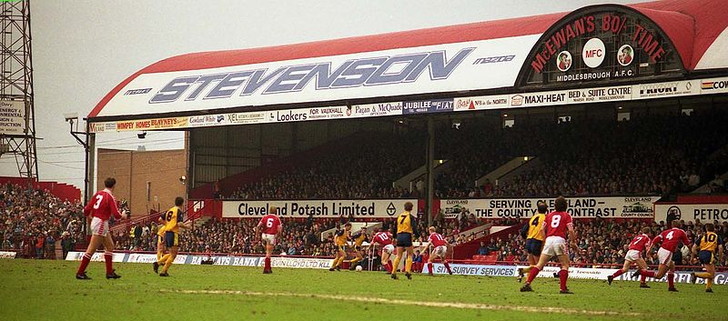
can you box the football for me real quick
[355,265,363,271]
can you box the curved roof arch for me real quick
[89,0,728,120]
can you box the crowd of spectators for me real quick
[0,183,85,259]
[229,132,424,200]
[484,219,728,267]
[220,111,728,201]
[492,113,728,198]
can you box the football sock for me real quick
[667,273,675,288]
[694,272,710,279]
[612,269,625,278]
[392,256,402,274]
[640,270,655,278]
[264,257,271,270]
[706,277,713,290]
[104,252,113,275]
[162,255,175,273]
[156,249,163,262]
[385,261,392,273]
[405,257,413,273]
[350,257,362,265]
[77,253,91,275]
[525,266,540,284]
[427,262,433,274]
[158,254,170,265]
[640,274,647,283]
[523,266,533,274]
[559,269,568,291]
[444,262,452,274]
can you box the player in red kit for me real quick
[638,220,691,291]
[521,196,576,294]
[75,177,128,280]
[371,228,395,273]
[607,227,652,288]
[256,207,282,274]
[426,226,452,275]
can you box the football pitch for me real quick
[0,260,725,321]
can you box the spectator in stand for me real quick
[477,242,489,255]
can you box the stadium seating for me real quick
[213,111,728,200]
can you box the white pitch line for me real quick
[159,289,643,317]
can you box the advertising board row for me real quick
[65,251,332,269]
[424,263,728,285]
[221,199,416,218]
[441,196,660,219]
[62,251,727,286]
[88,76,728,133]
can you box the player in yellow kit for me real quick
[153,197,191,276]
[348,226,369,270]
[391,202,419,280]
[155,224,167,262]
[329,222,352,271]
[691,223,724,292]
[518,201,547,282]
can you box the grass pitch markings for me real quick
[160,289,644,317]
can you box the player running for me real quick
[607,227,652,288]
[371,228,395,273]
[154,197,191,276]
[348,227,369,270]
[329,222,352,271]
[256,207,282,274]
[426,226,452,275]
[76,177,128,280]
[518,201,547,282]
[520,196,576,294]
[390,202,419,280]
[638,220,691,292]
[691,223,724,292]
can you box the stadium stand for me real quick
[0,183,85,259]
[215,111,728,200]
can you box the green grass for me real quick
[0,259,725,321]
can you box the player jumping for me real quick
[518,201,547,282]
[607,227,652,288]
[520,196,576,294]
[256,207,282,274]
[329,222,351,271]
[371,228,395,273]
[391,202,419,280]
[154,197,191,276]
[426,226,452,275]
[76,177,128,280]
[638,220,691,292]
[691,223,724,292]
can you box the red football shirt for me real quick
[653,228,690,252]
[258,214,281,235]
[544,211,573,239]
[628,233,651,252]
[372,232,392,246]
[428,233,447,247]
[83,189,122,221]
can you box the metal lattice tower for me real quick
[0,0,37,180]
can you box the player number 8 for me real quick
[551,215,561,228]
